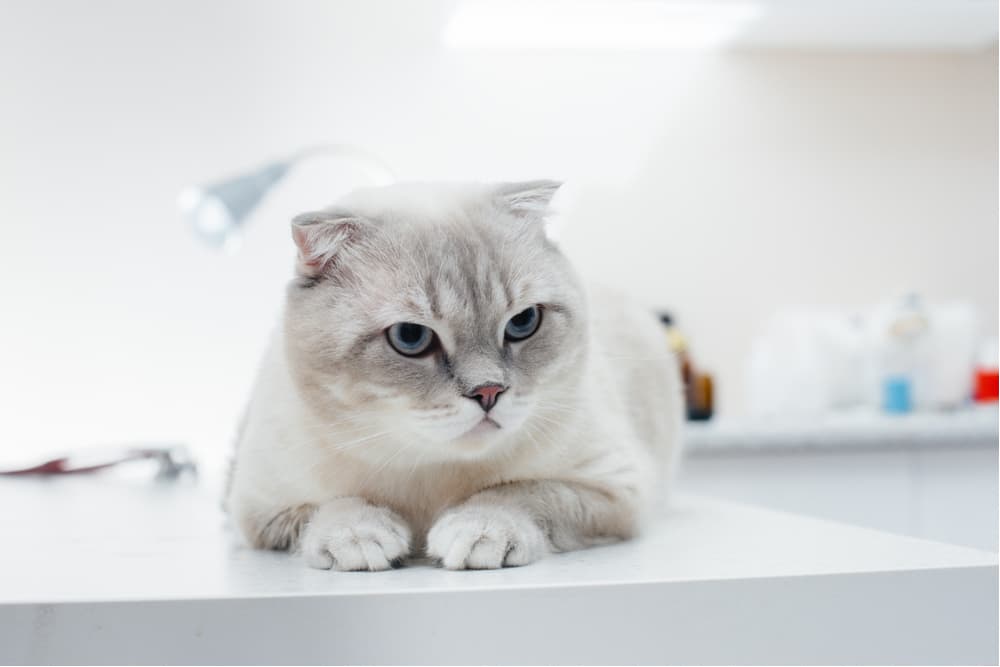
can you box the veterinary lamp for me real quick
[179,144,395,251]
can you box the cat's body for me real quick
[227,181,683,570]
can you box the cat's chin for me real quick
[448,417,507,453]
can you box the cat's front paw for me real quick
[301,497,411,571]
[426,504,548,570]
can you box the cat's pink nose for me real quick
[465,383,507,412]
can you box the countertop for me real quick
[685,404,999,454]
[1,474,996,664]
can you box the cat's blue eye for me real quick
[387,322,436,356]
[505,306,542,341]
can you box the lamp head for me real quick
[178,161,290,251]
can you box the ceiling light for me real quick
[444,1,762,50]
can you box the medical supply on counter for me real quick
[878,294,928,415]
[745,296,985,417]
[882,376,913,413]
[659,312,714,420]
[688,373,715,421]
[973,338,999,403]
[0,445,196,479]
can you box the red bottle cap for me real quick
[974,368,999,402]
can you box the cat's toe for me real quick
[301,499,411,571]
[304,546,336,570]
[427,505,548,570]
[464,535,511,569]
[304,523,409,571]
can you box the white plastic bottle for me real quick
[879,294,929,414]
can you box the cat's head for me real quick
[284,181,587,462]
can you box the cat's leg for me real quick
[233,497,411,570]
[426,480,640,570]
[300,497,412,571]
[241,503,317,551]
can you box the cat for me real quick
[226,180,683,570]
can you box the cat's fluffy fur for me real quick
[226,181,683,570]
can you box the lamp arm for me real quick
[286,143,396,187]
[181,143,395,251]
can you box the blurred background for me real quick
[1,1,996,548]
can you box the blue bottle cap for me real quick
[883,376,912,414]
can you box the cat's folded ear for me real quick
[291,208,370,279]
[494,180,562,218]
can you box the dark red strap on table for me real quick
[0,450,165,476]
[0,457,124,475]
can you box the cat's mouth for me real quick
[463,416,501,438]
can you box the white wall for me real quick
[561,49,999,415]
[0,1,996,466]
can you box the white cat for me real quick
[226,181,683,570]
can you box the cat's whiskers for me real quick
[533,402,580,418]
[529,412,568,431]
[519,415,559,455]
[534,395,578,407]
[273,428,399,480]
[593,353,676,362]
[309,412,383,431]
[534,401,577,413]
[533,410,573,458]
[519,423,545,454]
[359,439,419,491]
[270,429,399,476]
[264,420,386,459]
[399,444,430,490]
[327,429,398,453]
[310,425,380,441]
[413,409,460,420]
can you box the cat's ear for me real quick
[291,208,369,279]
[494,180,562,218]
